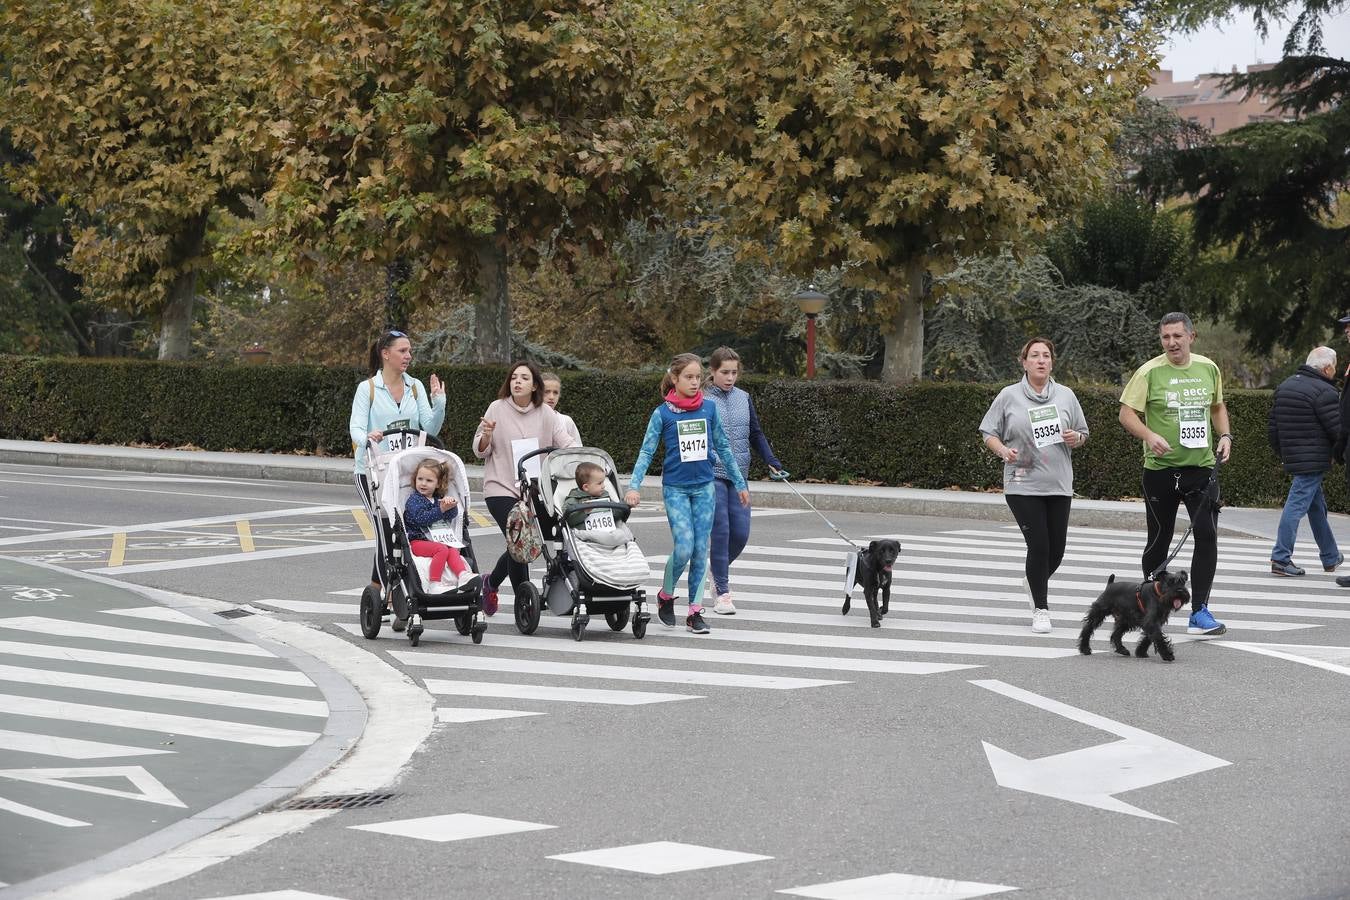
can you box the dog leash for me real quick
[770,472,864,552]
[1151,454,1225,578]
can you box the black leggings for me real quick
[1005,494,1072,609]
[485,495,529,592]
[1142,466,1217,612]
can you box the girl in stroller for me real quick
[405,458,477,590]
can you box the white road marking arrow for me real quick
[972,678,1230,822]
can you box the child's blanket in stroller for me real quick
[566,529,649,589]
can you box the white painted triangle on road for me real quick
[1216,641,1350,678]
[0,764,185,807]
[0,795,89,828]
[0,639,313,686]
[778,872,1017,899]
[435,707,544,724]
[104,606,212,628]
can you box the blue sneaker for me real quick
[1187,607,1227,636]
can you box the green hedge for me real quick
[0,355,1316,508]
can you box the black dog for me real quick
[1077,570,1190,662]
[842,539,902,628]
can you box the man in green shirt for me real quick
[1118,312,1232,635]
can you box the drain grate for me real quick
[216,608,254,619]
[276,792,397,811]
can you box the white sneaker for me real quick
[1031,608,1052,633]
[713,593,736,615]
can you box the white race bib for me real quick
[511,438,542,481]
[1028,404,1063,449]
[428,521,455,544]
[384,421,414,452]
[1178,406,1209,449]
[583,509,616,531]
[677,419,709,463]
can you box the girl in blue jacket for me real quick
[625,353,749,634]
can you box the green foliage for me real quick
[925,251,1158,383]
[1045,193,1190,305]
[0,355,1310,507]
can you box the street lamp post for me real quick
[793,285,828,379]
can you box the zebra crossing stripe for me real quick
[0,728,173,760]
[0,617,274,657]
[0,694,319,748]
[0,639,313,686]
[393,653,850,690]
[422,680,698,706]
[259,598,356,615]
[0,664,328,717]
[437,634,977,675]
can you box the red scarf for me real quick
[664,389,703,412]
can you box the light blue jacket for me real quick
[349,374,446,473]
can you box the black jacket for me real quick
[1269,364,1341,474]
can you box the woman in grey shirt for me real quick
[979,337,1089,633]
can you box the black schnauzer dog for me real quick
[842,539,902,628]
[1077,570,1190,662]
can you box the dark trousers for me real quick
[1141,466,1217,612]
[485,495,529,592]
[1005,494,1072,609]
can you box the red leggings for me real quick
[410,540,468,581]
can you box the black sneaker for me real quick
[657,591,677,627]
[686,610,710,634]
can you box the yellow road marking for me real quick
[236,520,255,553]
[470,510,493,528]
[109,533,126,567]
[352,508,375,540]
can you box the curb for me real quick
[0,562,361,900]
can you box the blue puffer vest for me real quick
[704,384,751,481]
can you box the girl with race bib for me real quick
[349,330,445,630]
[624,353,748,634]
[978,337,1088,634]
[405,459,476,589]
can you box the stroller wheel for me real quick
[570,614,588,642]
[605,608,630,632]
[454,613,472,636]
[632,613,648,640]
[515,582,542,636]
[359,586,382,639]
[471,624,485,645]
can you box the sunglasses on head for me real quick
[383,330,406,340]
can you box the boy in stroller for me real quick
[562,462,636,549]
[405,458,479,591]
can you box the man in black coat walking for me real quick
[1268,346,1342,576]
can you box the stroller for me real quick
[513,446,651,641]
[358,429,487,647]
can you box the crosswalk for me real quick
[0,604,328,831]
[259,523,1342,723]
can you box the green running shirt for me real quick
[1119,353,1224,470]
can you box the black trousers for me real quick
[1141,466,1217,612]
[485,494,530,592]
[1005,494,1072,609]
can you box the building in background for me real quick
[1145,64,1291,134]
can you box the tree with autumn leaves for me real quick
[0,0,269,359]
[644,0,1157,382]
[3,0,1157,375]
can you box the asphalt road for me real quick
[2,461,1349,900]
